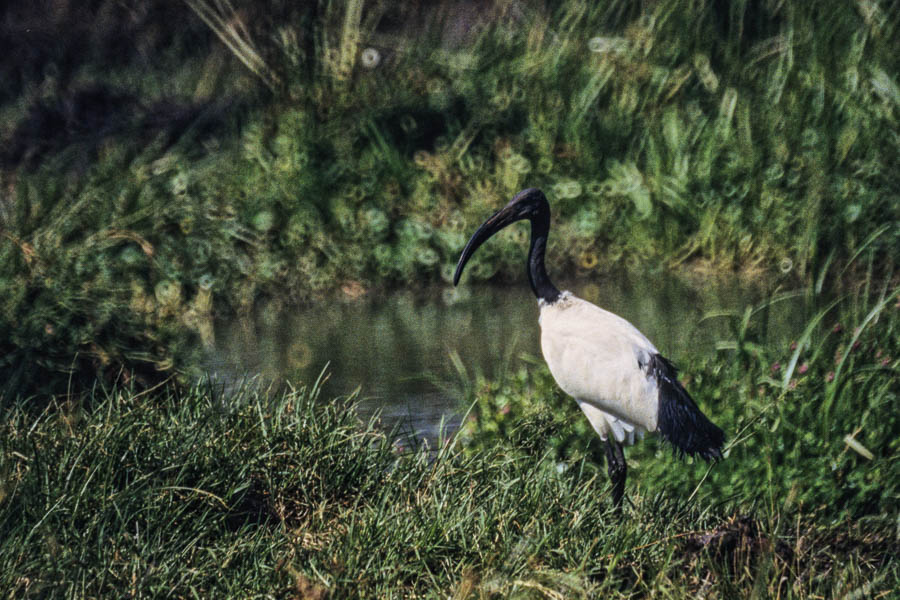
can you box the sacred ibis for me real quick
[453,188,725,507]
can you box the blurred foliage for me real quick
[1,0,898,398]
[460,261,900,519]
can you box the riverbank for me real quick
[2,268,897,597]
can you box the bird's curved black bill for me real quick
[453,204,523,286]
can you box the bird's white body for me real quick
[539,291,659,445]
[455,188,724,506]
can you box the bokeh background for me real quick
[2,0,896,395]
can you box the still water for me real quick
[210,272,797,444]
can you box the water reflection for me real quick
[210,272,796,445]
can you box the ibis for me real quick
[453,188,725,507]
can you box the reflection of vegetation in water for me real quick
[211,273,772,408]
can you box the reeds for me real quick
[184,0,280,90]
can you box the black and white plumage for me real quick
[453,188,725,507]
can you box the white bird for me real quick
[454,188,725,507]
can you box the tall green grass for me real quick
[2,372,895,597]
[0,4,895,595]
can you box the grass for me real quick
[1,380,895,598]
[0,2,897,595]
[1,275,897,597]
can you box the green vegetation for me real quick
[1,0,897,395]
[0,1,897,597]
[461,263,899,518]
[2,340,896,597]
[2,242,896,597]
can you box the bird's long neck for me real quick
[528,216,561,304]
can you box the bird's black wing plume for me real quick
[650,354,725,461]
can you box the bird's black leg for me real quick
[604,438,627,509]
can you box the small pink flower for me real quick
[790,341,798,351]
[499,404,511,415]
[798,363,809,374]
[771,362,781,373]
[881,357,891,366]
[825,371,835,383]
[788,379,797,390]
[833,324,843,334]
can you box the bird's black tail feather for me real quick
[650,354,725,461]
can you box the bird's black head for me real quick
[453,188,559,302]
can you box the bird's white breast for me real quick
[539,292,660,439]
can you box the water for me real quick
[209,272,795,445]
